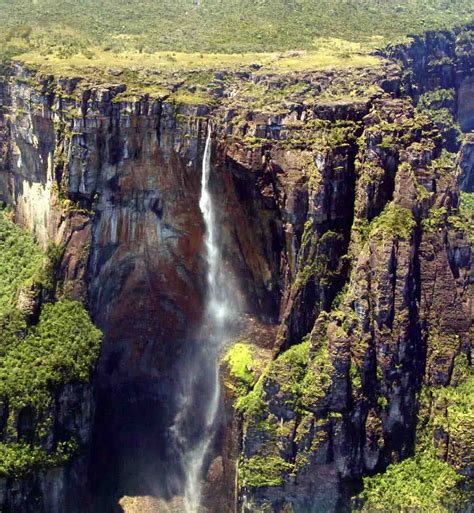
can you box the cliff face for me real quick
[0,25,472,513]
[0,384,94,513]
[226,96,472,513]
[385,24,474,133]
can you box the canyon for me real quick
[0,24,472,513]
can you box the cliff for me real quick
[0,23,472,513]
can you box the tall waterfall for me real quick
[199,126,232,327]
[171,125,235,513]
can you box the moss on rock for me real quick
[357,453,471,512]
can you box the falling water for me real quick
[171,125,235,513]
[199,126,232,327]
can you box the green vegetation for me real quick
[0,209,44,313]
[0,212,102,478]
[420,373,474,472]
[358,352,473,510]
[16,42,380,98]
[236,333,336,487]
[448,192,474,242]
[225,342,256,386]
[0,440,78,478]
[460,191,474,214]
[240,454,293,488]
[358,453,471,512]
[0,0,472,91]
[369,202,416,241]
[301,340,334,405]
[0,300,102,409]
[0,0,472,58]
[418,89,462,150]
[267,341,310,397]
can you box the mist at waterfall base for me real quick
[168,126,240,512]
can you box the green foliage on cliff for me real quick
[358,453,471,512]
[369,202,416,241]
[358,357,473,511]
[419,372,474,472]
[418,89,462,150]
[0,300,102,409]
[0,0,473,56]
[268,341,310,396]
[236,334,335,417]
[448,192,474,242]
[0,300,101,478]
[0,211,102,478]
[0,439,78,478]
[0,209,44,313]
[460,191,474,213]
[225,343,256,387]
[240,454,293,488]
[236,335,337,489]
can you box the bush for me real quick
[358,454,471,512]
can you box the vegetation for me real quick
[369,202,416,241]
[240,454,293,488]
[235,333,336,488]
[0,440,78,478]
[15,42,380,106]
[0,0,472,58]
[357,347,473,510]
[418,89,462,150]
[419,372,474,472]
[448,192,474,242]
[0,209,44,313]
[0,212,102,478]
[358,453,471,512]
[0,0,472,92]
[0,300,102,409]
[224,342,256,390]
[460,191,474,213]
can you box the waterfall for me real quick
[199,125,232,327]
[171,125,235,513]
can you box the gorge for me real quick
[0,7,472,513]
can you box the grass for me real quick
[1,0,472,87]
[15,40,381,100]
[0,0,473,57]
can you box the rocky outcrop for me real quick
[385,24,474,131]
[219,94,472,512]
[459,133,474,191]
[0,384,94,513]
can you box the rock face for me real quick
[0,24,472,513]
[0,381,95,513]
[385,24,474,131]
[460,133,474,192]
[226,96,472,513]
